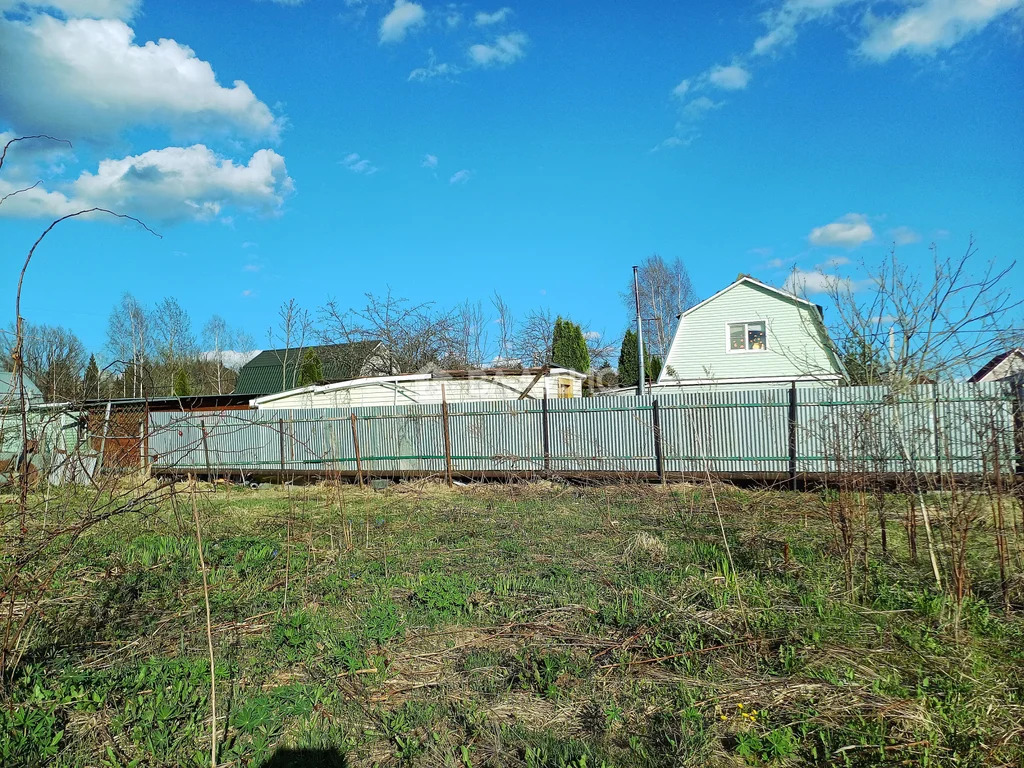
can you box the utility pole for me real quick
[633,265,646,397]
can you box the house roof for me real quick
[0,371,43,404]
[679,275,825,319]
[233,341,383,395]
[251,367,586,406]
[968,348,1024,383]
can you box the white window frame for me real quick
[725,320,768,354]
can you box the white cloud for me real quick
[202,349,260,369]
[671,79,691,99]
[752,0,854,57]
[341,152,378,175]
[408,52,461,80]
[421,153,438,168]
[682,95,724,120]
[449,169,472,184]
[0,0,140,19]
[468,31,528,66]
[860,0,1021,60]
[474,7,511,25]
[817,255,850,269]
[243,263,261,271]
[0,144,293,222]
[379,0,425,43]
[808,213,874,248]
[890,225,921,245]
[0,14,281,141]
[446,7,462,27]
[707,63,751,90]
[784,268,854,295]
[583,330,601,341]
[650,136,686,152]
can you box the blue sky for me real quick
[1,0,1022,360]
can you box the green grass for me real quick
[2,481,1023,767]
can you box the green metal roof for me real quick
[233,341,384,395]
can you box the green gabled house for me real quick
[233,341,390,396]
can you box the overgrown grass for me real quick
[2,481,1022,767]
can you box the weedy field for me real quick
[2,480,1023,767]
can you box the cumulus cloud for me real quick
[379,0,425,43]
[707,63,751,90]
[341,152,378,175]
[468,32,528,66]
[0,14,281,142]
[421,154,438,168]
[474,7,511,25]
[671,79,690,99]
[682,95,724,120]
[860,0,1021,60]
[890,225,921,245]
[784,268,854,295]
[0,144,293,222]
[449,169,472,184]
[808,213,874,248]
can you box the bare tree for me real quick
[152,296,197,393]
[4,322,86,401]
[823,238,1022,385]
[320,288,459,373]
[106,292,151,397]
[274,299,314,390]
[512,307,556,367]
[621,254,699,360]
[491,291,516,365]
[454,299,489,368]
[201,315,233,394]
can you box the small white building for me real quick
[655,275,846,391]
[968,349,1024,384]
[250,367,586,410]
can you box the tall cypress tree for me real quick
[618,330,639,388]
[619,330,659,387]
[172,368,193,396]
[83,354,100,400]
[552,317,591,373]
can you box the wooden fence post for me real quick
[441,386,453,488]
[350,412,363,487]
[541,397,551,474]
[96,401,113,478]
[932,383,944,480]
[652,398,665,484]
[788,383,798,490]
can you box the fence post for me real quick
[788,383,798,490]
[652,398,665,484]
[541,397,551,475]
[350,412,363,487]
[96,401,112,478]
[441,387,453,488]
[200,419,213,488]
[1014,383,1024,477]
[278,418,285,482]
[932,383,943,479]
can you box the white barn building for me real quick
[250,367,586,410]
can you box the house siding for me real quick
[658,281,843,386]
[254,372,583,411]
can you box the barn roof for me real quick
[233,341,384,395]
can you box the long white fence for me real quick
[146,382,1021,482]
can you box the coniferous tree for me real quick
[172,368,193,397]
[551,317,591,373]
[648,355,663,382]
[618,330,639,388]
[297,348,324,387]
[83,354,100,400]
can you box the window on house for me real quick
[728,321,766,352]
